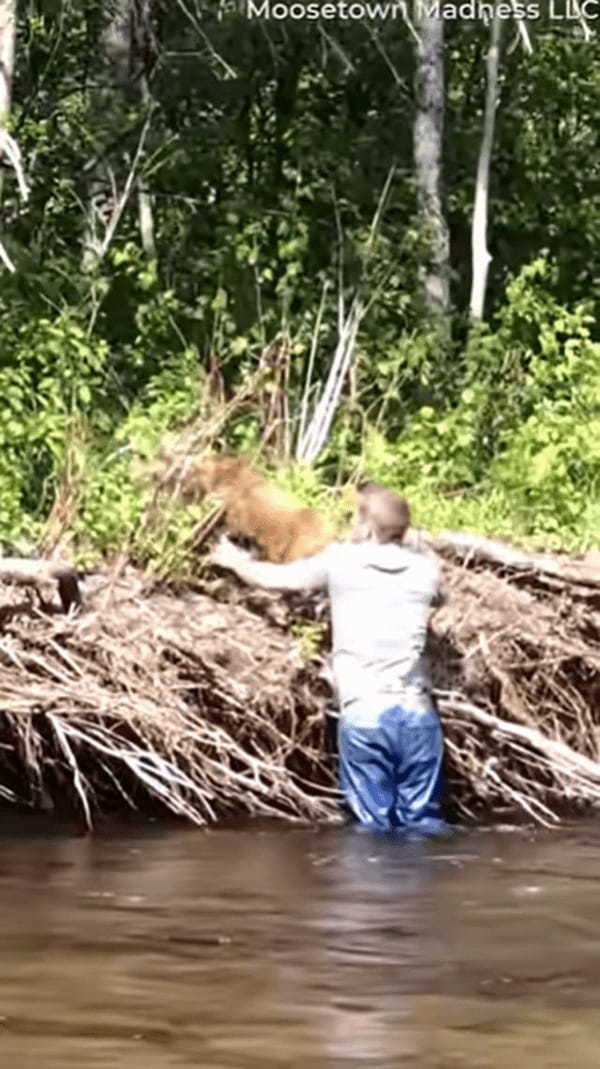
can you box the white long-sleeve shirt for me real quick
[231,541,442,714]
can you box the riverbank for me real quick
[0,534,599,829]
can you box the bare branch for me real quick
[47,714,94,830]
[85,109,154,268]
[297,278,329,455]
[571,0,593,41]
[317,26,356,72]
[296,168,395,462]
[175,0,238,79]
[511,2,533,53]
[0,235,14,270]
[0,128,29,201]
[296,293,364,463]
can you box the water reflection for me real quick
[0,816,599,1066]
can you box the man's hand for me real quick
[208,534,328,593]
[209,535,253,573]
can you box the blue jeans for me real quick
[338,703,447,834]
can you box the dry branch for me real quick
[0,530,599,829]
[0,570,339,826]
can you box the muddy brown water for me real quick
[1,816,600,1068]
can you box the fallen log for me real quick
[432,529,600,589]
[0,559,82,613]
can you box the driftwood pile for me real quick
[0,534,599,828]
[431,533,600,825]
[0,567,338,827]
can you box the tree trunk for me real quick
[82,0,132,269]
[0,0,15,129]
[470,12,502,321]
[131,0,156,257]
[413,4,450,321]
[0,0,17,269]
[135,0,156,259]
[82,0,155,269]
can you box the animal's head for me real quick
[187,455,250,495]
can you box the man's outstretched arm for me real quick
[209,536,330,592]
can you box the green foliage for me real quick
[71,348,205,561]
[0,8,597,558]
[0,310,109,535]
[291,620,328,662]
[351,261,600,548]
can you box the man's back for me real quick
[324,541,440,712]
[209,483,449,833]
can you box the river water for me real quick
[1,816,600,1068]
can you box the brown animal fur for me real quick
[169,454,333,563]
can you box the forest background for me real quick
[0,1,598,573]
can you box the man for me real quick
[210,480,449,835]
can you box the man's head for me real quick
[352,480,411,544]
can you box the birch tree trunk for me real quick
[0,0,15,132]
[413,3,450,321]
[0,0,16,268]
[135,0,156,259]
[470,12,502,321]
